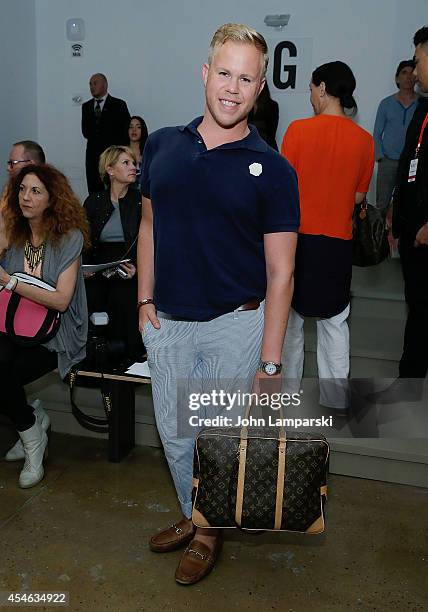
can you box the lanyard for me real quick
[415,112,428,158]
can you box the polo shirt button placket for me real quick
[194,138,205,160]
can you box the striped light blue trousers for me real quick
[142,305,264,518]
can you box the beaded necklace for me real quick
[24,240,46,273]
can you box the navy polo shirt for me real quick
[141,117,300,320]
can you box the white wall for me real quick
[0,0,37,187]
[33,0,428,200]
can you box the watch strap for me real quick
[258,359,282,375]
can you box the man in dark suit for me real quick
[392,27,428,380]
[370,26,428,405]
[81,73,130,193]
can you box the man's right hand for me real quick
[138,303,161,333]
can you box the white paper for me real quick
[125,361,151,378]
[82,258,130,274]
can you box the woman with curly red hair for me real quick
[0,164,90,488]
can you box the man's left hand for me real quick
[414,222,428,247]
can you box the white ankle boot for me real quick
[5,400,50,462]
[18,420,48,489]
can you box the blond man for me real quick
[137,23,300,584]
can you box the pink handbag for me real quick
[0,272,60,346]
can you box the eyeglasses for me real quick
[7,159,31,168]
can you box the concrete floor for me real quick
[0,428,427,612]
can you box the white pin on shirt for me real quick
[249,162,262,177]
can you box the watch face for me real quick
[264,362,277,376]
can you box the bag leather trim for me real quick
[192,507,211,528]
[305,513,325,534]
[274,435,287,529]
[235,437,248,526]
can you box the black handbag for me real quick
[352,199,389,267]
[192,409,329,533]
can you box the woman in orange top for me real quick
[281,61,374,411]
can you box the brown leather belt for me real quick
[236,298,262,311]
[158,299,262,322]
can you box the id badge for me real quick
[408,158,418,182]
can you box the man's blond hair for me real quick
[208,23,268,78]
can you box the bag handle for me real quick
[233,400,287,530]
[68,367,110,433]
[241,400,286,439]
[12,271,56,291]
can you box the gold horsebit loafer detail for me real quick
[149,519,196,553]
[175,537,223,585]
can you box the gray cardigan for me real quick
[3,230,87,378]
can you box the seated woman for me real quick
[0,164,90,488]
[128,115,148,186]
[83,145,142,361]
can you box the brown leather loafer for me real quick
[175,536,223,585]
[149,518,196,553]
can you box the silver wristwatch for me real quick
[258,360,282,376]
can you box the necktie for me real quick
[94,99,102,124]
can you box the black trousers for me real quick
[85,147,104,193]
[399,236,428,378]
[0,333,57,431]
[85,243,142,360]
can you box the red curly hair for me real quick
[3,164,90,249]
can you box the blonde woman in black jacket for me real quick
[83,145,142,360]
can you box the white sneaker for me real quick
[4,400,50,462]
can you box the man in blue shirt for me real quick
[374,60,418,212]
[137,23,299,585]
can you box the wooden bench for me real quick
[70,364,151,463]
